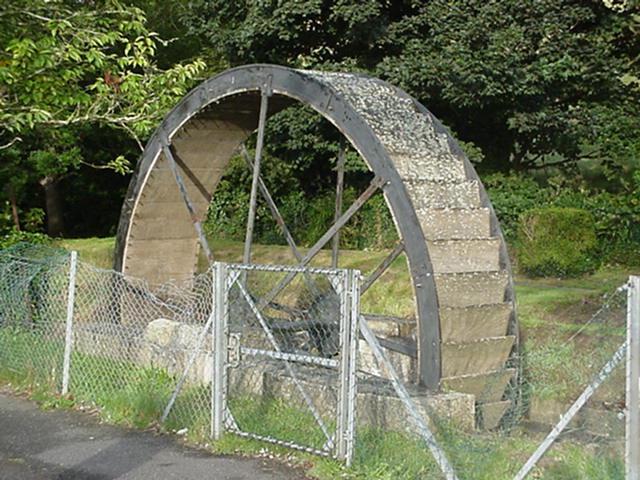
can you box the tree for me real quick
[377,1,640,173]
[180,0,399,69]
[0,0,206,235]
[180,0,640,176]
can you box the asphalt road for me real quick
[0,391,307,480]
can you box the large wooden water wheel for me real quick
[114,65,518,427]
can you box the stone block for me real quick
[427,239,501,274]
[442,336,515,377]
[418,208,491,240]
[435,271,508,308]
[441,369,515,403]
[138,318,212,386]
[440,303,511,343]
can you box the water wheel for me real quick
[114,65,519,428]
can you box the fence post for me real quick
[211,262,228,440]
[337,269,359,465]
[627,276,640,480]
[345,269,360,466]
[61,250,78,395]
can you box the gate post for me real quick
[337,269,359,465]
[627,276,640,480]
[211,262,228,440]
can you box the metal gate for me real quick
[211,262,359,464]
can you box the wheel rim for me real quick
[114,65,518,420]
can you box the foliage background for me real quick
[1,0,639,273]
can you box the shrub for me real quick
[0,229,51,250]
[484,171,640,267]
[483,173,548,243]
[517,207,600,277]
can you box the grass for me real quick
[514,266,630,403]
[5,236,638,479]
[57,237,115,269]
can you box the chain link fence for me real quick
[511,282,629,480]
[0,244,69,395]
[0,243,637,479]
[0,243,216,436]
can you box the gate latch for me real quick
[227,333,241,368]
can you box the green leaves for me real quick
[0,0,205,143]
[179,0,640,175]
[377,0,636,168]
[0,0,207,235]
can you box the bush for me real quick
[517,207,600,277]
[483,173,548,243]
[484,171,640,267]
[0,229,51,250]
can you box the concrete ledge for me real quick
[440,303,511,343]
[418,208,491,240]
[259,365,475,433]
[427,239,501,274]
[528,397,626,438]
[405,180,481,210]
[478,400,510,430]
[441,336,515,377]
[435,271,508,308]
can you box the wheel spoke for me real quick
[170,148,212,202]
[240,144,323,298]
[257,175,385,310]
[243,85,271,267]
[240,144,302,263]
[331,142,346,268]
[361,241,405,294]
[161,142,213,263]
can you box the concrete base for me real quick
[257,365,475,433]
[76,318,478,436]
[137,318,213,386]
[528,397,625,438]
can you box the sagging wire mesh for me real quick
[0,243,215,438]
[0,245,357,458]
[0,243,69,393]
[69,260,215,436]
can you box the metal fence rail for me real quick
[627,276,640,480]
